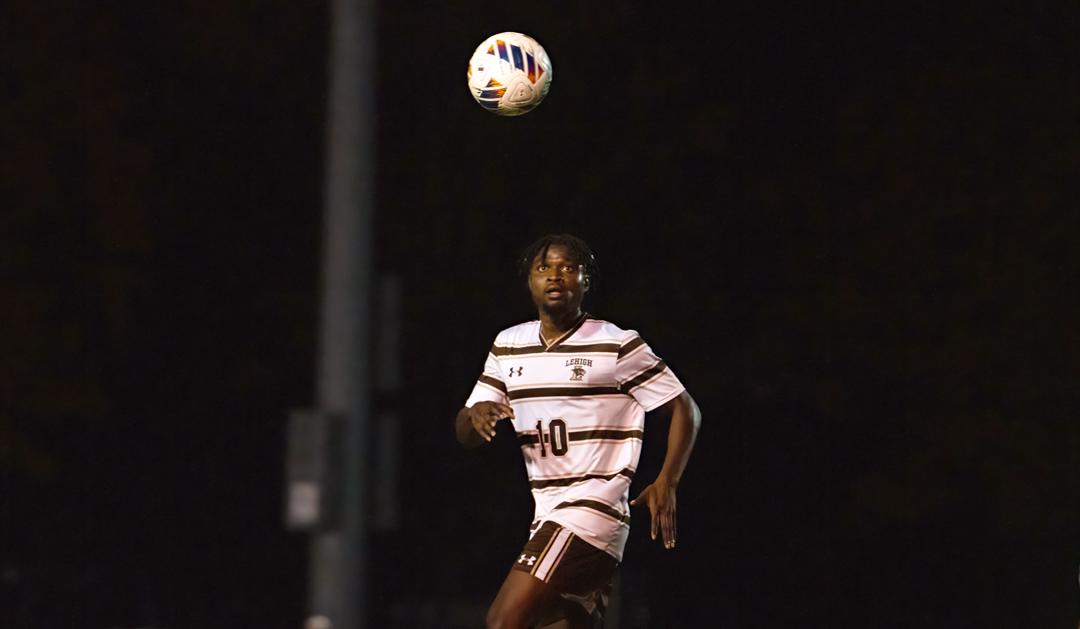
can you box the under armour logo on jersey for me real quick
[508,366,524,377]
[570,366,587,381]
[517,554,537,566]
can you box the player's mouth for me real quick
[545,286,566,299]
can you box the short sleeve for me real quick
[615,332,685,411]
[464,345,509,407]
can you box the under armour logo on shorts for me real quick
[517,553,537,566]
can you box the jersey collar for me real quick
[538,312,589,351]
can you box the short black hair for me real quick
[518,234,599,285]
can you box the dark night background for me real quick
[2,1,1077,628]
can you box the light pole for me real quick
[308,0,375,626]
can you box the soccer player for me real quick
[455,234,701,629]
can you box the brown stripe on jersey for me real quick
[529,467,635,490]
[622,360,668,392]
[568,429,644,442]
[508,386,624,401]
[618,336,646,358]
[491,343,545,356]
[478,374,507,393]
[519,428,642,447]
[491,342,619,356]
[553,499,631,525]
[545,342,620,354]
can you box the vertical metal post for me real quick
[373,277,402,532]
[309,0,374,627]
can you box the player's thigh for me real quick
[487,569,562,629]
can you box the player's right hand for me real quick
[467,401,515,442]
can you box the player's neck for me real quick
[538,309,585,345]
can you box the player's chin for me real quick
[540,295,574,312]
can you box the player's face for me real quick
[528,244,589,314]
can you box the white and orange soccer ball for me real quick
[466,32,552,116]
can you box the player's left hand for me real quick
[630,478,677,549]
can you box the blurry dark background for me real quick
[2,1,1077,628]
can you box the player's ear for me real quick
[582,274,591,292]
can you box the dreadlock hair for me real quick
[518,234,599,288]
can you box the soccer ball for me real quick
[466,32,552,116]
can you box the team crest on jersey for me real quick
[565,357,591,382]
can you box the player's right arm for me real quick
[455,401,516,447]
[457,339,514,448]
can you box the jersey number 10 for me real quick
[535,419,568,457]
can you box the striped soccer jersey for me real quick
[465,315,685,561]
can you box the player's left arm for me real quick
[630,390,700,549]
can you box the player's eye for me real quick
[536,265,548,272]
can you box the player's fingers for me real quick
[650,506,658,541]
[474,415,496,441]
[496,403,515,418]
[483,408,501,431]
[629,490,644,507]
[661,511,675,549]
